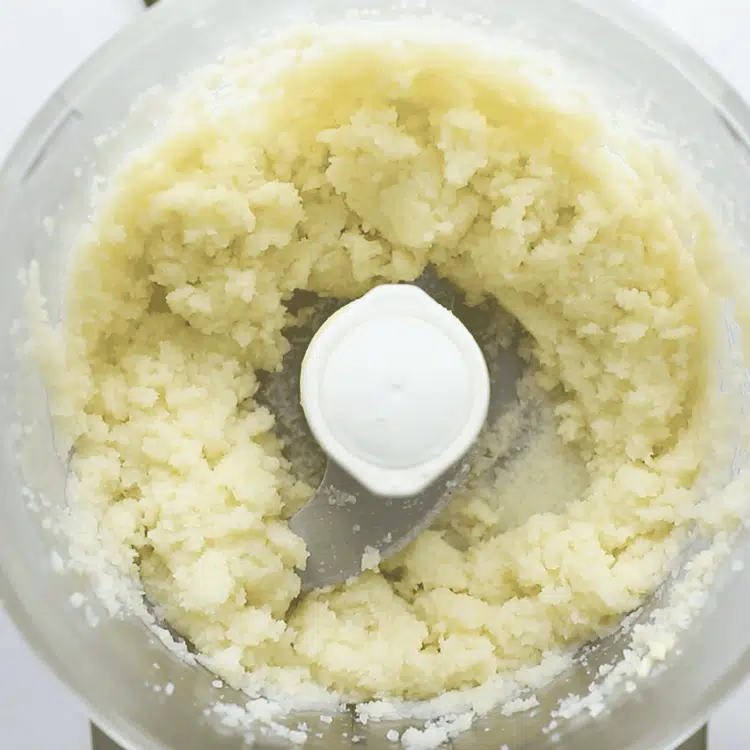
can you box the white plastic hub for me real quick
[300,284,490,497]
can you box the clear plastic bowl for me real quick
[0,1,748,749]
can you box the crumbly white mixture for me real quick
[40,21,735,711]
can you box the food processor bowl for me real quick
[0,1,748,749]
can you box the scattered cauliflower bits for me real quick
[50,27,721,701]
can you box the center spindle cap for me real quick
[300,284,489,497]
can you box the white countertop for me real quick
[0,1,748,748]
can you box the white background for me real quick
[0,1,748,748]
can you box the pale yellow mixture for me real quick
[48,25,722,702]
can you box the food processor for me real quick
[0,1,748,749]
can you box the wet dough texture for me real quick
[53,26,718,701]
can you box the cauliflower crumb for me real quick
[501,695,539,716]
[361,546,382,572]
[69,592,85,609]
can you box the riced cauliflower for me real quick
[41,22,729,705]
